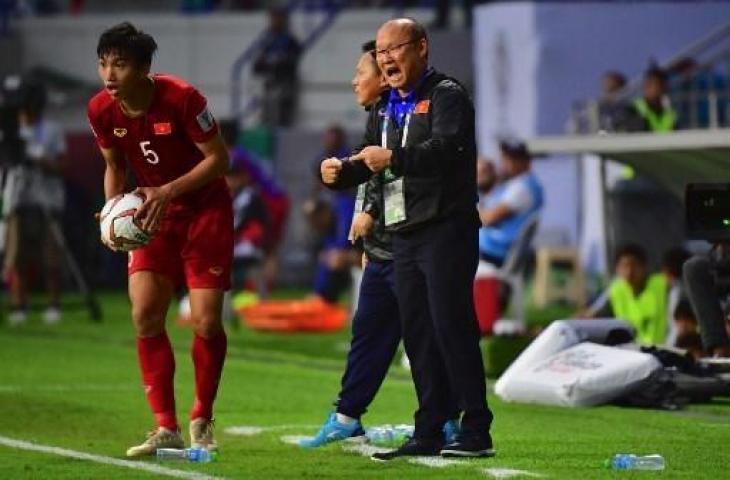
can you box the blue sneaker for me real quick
[443,419,461,444]
[299,413,364,448]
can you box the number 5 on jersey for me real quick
[139,141,160,164]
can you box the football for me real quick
[99,193,151,251]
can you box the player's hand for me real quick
[349,212,374,243]
[134,185,172,233]
[361,252,369,269]
[321,157,343,184]
[351,146,392,173]
[95,212,119,252]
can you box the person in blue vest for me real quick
[478,138,544,269]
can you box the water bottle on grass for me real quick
[156,447,216,463]
[606,454,665,470]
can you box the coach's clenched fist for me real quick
[320,157,343,184]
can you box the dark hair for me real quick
[361,40,379,71]
[644,65,667,84]
[673,299,696,322]
[614,243,647,266]
[662,247,690,278]
[603,70,627,89]
[97,22,158,67]
[499,137,531,162]
[362,40,376,55]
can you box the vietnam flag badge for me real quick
[153,122,172,135]
[414,100,430,114]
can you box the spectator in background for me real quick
[683,249,730,358]
[314,124,349,176]
[219,120,289,288]
[672,299,700,349]
[477,139,543,269]
[4,88,66,325]
[476,156,497,197]
[253,7,301,127]
[597,70,630,131]
[661,246,690,346]
[585,244,669,345]
[303,124,355,303]
[302,195,354,303]
[622,66,676,132]
[225,153,270,292]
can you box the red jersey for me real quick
[87,74,229,216]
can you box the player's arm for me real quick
[135,133,229,231]
[100,146,127,200]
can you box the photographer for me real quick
[683,248,730,357]
[3,86,66,325]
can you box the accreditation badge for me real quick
[383,176,406,226]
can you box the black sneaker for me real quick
[440,433,495,458]
[371,437,443,462]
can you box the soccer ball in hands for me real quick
[99,193,151,251]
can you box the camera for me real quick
[685,183,730,243]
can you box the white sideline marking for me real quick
[341,443,390,456]
[0,384,135,393]
[279,435,310,445]
[484,467,544,479]
[224,425,319,436]
[224,426,264,436]
[0,435,224,480]
[409,457,464,468]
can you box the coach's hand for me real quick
[351,146,391,173]
[321,157,343,184]
[349,212,374,243]
[134,185,172,233]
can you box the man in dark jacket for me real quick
[321,18,494,460]
[303,39,460,449]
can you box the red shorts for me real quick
[128,201,233,290]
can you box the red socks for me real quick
[137,332,178,431]
[190,332,227,421]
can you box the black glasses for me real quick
[375,38,420,58]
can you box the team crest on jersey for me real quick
[113,128,127,138]
[196,107,215,133]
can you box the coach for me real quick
[331,18,494,460]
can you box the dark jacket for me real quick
[334,69,479,233]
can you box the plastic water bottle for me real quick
[156,447,216,463]
[607,454,665,470]
[366,425,393,445]
[366,425,414,446]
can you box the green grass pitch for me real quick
[0,293,728,479]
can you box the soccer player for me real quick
[87,22,232,457]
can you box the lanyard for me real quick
[381,113,411,149]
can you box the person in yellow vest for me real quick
[585,244,669,345]
[627,67,677,133]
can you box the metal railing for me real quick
[569,21,730,134]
